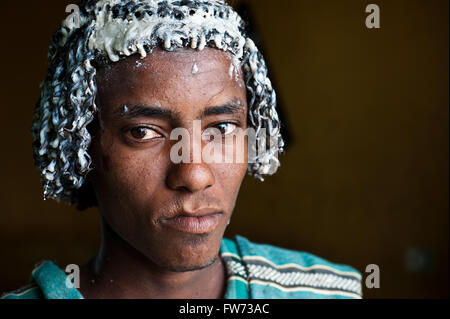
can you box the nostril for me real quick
[166,163,215,193]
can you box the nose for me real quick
[166,120,216,192]
[166,162,215,193]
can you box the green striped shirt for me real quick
[2,235,362,299]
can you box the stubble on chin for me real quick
[154,233,222,273]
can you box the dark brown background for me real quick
[0,0,448,298]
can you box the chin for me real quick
[147,232,222,273]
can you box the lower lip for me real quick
[161,214,222,234]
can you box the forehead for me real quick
[96,47,246,116]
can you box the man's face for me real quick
[90,47,248,272]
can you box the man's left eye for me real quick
[129,127,162,140]
[214,123,238,136]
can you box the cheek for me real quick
[93,135,169,205]
[101,153,111,172]
[212,162,248,198]
[209,138,248,200]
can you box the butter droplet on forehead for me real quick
[192,63,198,74]
[229,63,234,79]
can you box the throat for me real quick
[78,247,227,299]
[78,217,227,299]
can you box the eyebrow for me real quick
[200,100,245,119]
[113,103,179,121]
[113,99,245,122]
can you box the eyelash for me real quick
[206,122,239,137]
[126,122,240,142]
[125,126,164,142]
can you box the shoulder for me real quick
[1,261,51,299]
[1,283,43,299]
[221,236,363,299]
[1,260,83,300]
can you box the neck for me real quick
[79,217,227,299]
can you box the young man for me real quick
[2,0,362,299]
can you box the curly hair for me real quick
[31,0,284,209]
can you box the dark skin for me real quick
[78,47,249,299]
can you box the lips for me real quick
[160,210,223,234]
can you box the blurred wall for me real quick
[0,0,448,298]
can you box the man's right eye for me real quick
[129,127,162,141]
